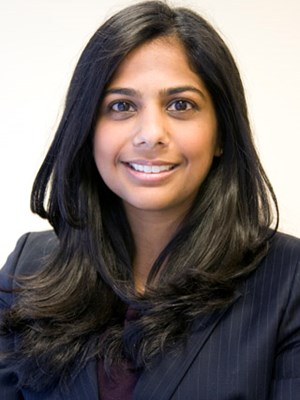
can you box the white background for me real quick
[0,0,299,266]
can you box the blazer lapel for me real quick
[133,291,242,400]
[69,358,99,400]
[27,358,99,400]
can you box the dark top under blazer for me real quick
[0,231,300,400]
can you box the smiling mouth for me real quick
[127,162,176,174]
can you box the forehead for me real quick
[106,36,205,91]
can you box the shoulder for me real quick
[254,230,300,278]
[239,231,300,301]
[262,231,300,278]
[268,231,300,260]
[0,230,58,291]
[244,231,300,305]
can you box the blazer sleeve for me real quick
[269,254,300,399]
[0,233,31,400]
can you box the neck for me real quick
[124,205,189,291]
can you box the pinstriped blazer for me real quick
[0,230,300,399]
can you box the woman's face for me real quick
[94,37,221,218]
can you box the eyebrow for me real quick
[161,86,206,99]
[105,88,137,97]
[104,86,206,100]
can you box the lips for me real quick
[128,162,176,174]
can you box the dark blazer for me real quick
[0,230,300,400]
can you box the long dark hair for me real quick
[2,0,278,391]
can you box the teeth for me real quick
[129,163,174,173]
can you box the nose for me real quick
[132,106,169,148]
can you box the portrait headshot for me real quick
[0,1,299,399]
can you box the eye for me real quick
[110,101,135,112]
[167,99,194,112]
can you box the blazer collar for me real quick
[22,359,99,400]
[133,290,242,400]
[25,291,241,400]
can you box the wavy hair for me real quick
[2,1,278,391]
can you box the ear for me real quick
[214,129,223,157]
[214,146,223,157]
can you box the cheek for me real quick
[180,118,218,156]
[183,134,218,162]
[93,120,128,159]
[93,126,125,192]
[93,136,104,169]
[93,139,117,192]
[93,129,112,178]
[93,123,115,161]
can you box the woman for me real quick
[1,1,299,399]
